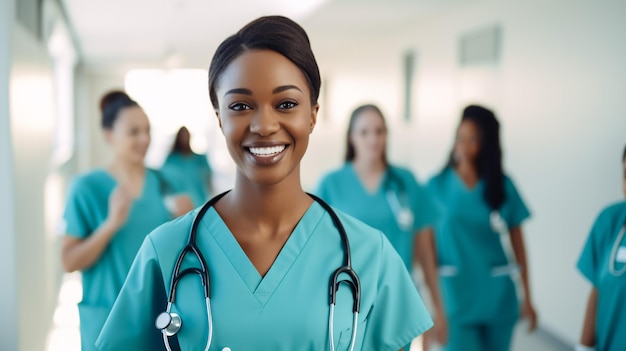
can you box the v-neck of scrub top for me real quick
[99,168,148,199]
[348,163,389,196]
[451,168,481,193]
[202,201,323,306]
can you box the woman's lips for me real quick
[244,144,288,166]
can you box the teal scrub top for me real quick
[316,163,439,272]
[161,152,212,207]
[577,201,626,351]
[95,201,433,351]
[427,167,531,325]
[63,169,172,350]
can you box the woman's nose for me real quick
[249,106,280,136]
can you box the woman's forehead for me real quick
[216,49,310,96]
[114,106,148,126]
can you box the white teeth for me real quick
[248,145,286,156]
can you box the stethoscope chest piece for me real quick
[156,311,182,336]
[397,208,414,232]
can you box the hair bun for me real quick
[100,90,131,113]
[100,90,138,129]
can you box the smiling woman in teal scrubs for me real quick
[427,105,537,351]
[95,16,432,351]
[61,92,193,350]
[316,104,447,349]
[577,145,626,351]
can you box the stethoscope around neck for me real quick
[155,191,361,351]
[384,170,414,232]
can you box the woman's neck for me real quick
[352,156,386,174]
[107,159,145,183]
[176,148,192,156]
[218,170,312,238]
[455,160,477,176]
[454,161,479,189]
[352,156,387,193]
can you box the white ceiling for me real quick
[62,0,474,69]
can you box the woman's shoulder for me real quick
[427,167,451,187]
[70,169,112,190]
[502,173,527,197]
[332,207,386,247]
[596,200,626,223]
[325,163,351,176]
[388,164,416,180]
[318,164,351,183]
[147,210,196,249]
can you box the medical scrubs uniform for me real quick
[427,167,530,351]
[577,201,626,351]
[63,169,172,350]
[95,201,433,351]
[316,163,439,272]
[161,152,212,207]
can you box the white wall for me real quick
[75,68,126,171]
[0,0,19,350]
[306,0,626,344]
[5,19,60,351]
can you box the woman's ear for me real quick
[309,104,319,134]
[215,110,222,129]
[103,129,113,144]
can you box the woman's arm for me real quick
[579,287,597,347]
[61,185,131,272]
[61,221,118,272]
[509,226,537,331]
[414,228,448,346]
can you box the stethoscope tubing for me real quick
[160,191,361,350]
[609,223,626,277]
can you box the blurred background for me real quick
[1,0,625,350]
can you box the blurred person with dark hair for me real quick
[60,91,193,350]
[427,105,537,351]
[317,104,447,350]
[577,144,626,351]
[161,126,214,207]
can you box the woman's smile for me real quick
[245,143,290,166]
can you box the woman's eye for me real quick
[277,101,298,110]
[229,102,252,111]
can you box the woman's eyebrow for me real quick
[272,85,302,94]
[224,88,252,97]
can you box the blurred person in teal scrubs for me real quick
[61,91,194,350]
[316,104,448,350]
[161,126,213,207]
[427,105,537,351]
[577,144,626,351]
[95,16,432,351]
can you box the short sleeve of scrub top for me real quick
[576,201,626,351]
[96,202,432,351]
[64,174,101,238]
[577,207,609,286]
[500,176,531,229]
